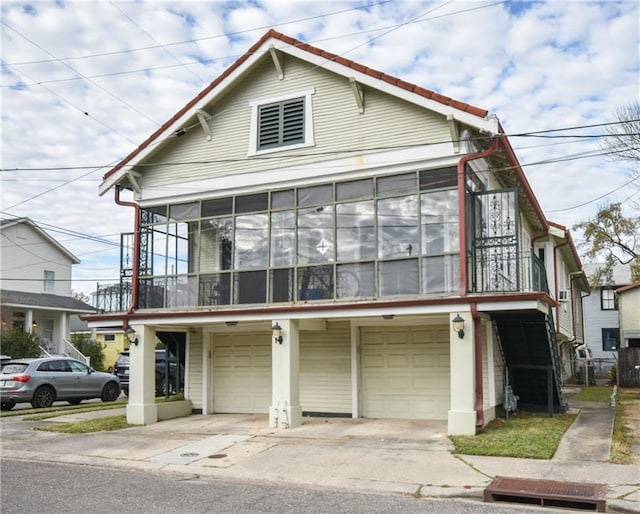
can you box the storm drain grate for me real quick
[484,476,606,512]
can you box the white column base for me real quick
[448,409,477,435]
[126,403,158,425]
[269,404,302,429]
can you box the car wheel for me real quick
[101,381,120,402]
[157,379,176,396]
[1,401,16,411]
[31,387,55,409]
[122,387,129,397]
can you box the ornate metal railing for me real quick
[94,282,132,313]
[469,250,549,294]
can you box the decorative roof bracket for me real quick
[447,114,460,153]
[196,109,212,141]
[126,171,142,195]
[349,77,364,114]
[269,45,284,80]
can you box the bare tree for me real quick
[601,101,640,163]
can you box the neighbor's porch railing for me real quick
[62,338,90,366]
[469,250,549,295]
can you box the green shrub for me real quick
[70,333,106,371]
[0,328,41,358]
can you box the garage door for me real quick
[300,322,352,414]
[212,332,271,413]
[361,326,450,420]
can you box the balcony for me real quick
[469,250,549,295]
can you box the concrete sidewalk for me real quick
[1,403,639,512]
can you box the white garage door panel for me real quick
[361,326,450,420]
[300,325,351,414]
[213,333,271,414]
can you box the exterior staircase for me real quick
[493,311,567,414]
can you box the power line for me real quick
[1,20,161,126]
[1,1,505,88]
[0,121,629,173]
[107,0,207,86]
[3,1,392,66]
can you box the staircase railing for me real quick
[62,338,90,366]
[544,310,567,411]
[492,321,518,417]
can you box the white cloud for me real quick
[1,0,637,294]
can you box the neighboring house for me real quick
[0,217,95,361]
[69,316,128,370]
[84,30,587,435]
[616,281,640,387]
[582,263,632,375]
[533,222,589,383]
[617,281,640,349]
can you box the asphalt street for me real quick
[1,459,569,514]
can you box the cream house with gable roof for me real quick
[84,30,588,435]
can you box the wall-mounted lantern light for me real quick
[452,314,465,339]
[124,326,138,346]
[32,321,38,328]
[272,322,283,344]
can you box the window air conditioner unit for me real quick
[559,289,570,302]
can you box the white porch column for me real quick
[126,324,158,425]
[269,319,302,429]
[58,312,68,353]
[25,310,34,333]
[448,311,477,435]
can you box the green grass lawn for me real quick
[572,385,613,402]
[450,410,577,459]
[34,414,131,433]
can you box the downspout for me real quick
[470,302,484,427]
[457,137,500,296]
[569,271,586,343]
[553,231,570,330]
[114,185,140,328]
[457,136,499,428]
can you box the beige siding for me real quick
[361,325,450,420]
[212,332,271,413]
[187,329,203,410]
[140,56,450,191]
[300,320,351,414]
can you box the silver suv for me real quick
[0,357,121,410]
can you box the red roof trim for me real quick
[616,281,640,294]
[82,292,553,324]
[103,29,489,182]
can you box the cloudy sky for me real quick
[1,0,638,296]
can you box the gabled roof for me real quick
[0,289,95,313]
[99,29,498,195]
[0,217,80,264]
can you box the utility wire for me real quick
[4,1,393,66]
[1,1,505,88]
[1,20,161,126]
[108,0,207,85]
[0,121,631,173]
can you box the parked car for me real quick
[113,350,183,397]
[0,357,121,410]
